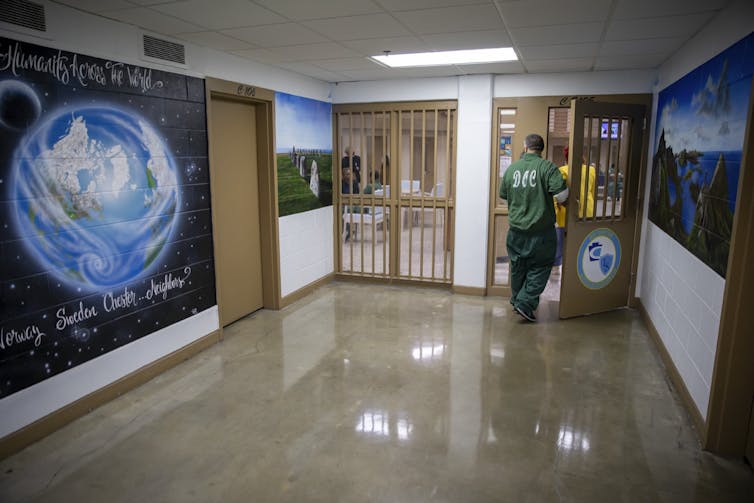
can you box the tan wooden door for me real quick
[559,101,646,318]
[210,97,264,325]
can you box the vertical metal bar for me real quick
[408,110,414,277]
[444,108,451,280]
[431,108,439,280]
[348,113,354,270]
[419,110,426,278]
[604,117,615,220]
[392,110,402,279]
[582,115,592,222]
[591,116,602,222]
[370,112,376,273]
[359,112,365,273]
[382,111,388,275]
[612,118,624,221]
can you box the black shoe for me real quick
[514,306,536,322]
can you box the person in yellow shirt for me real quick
[553,146,596,269]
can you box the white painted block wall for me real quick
[637,0,754,417]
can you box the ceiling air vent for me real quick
[143,34,185,65]
[0,0,46,32]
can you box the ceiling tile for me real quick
[55,0,133,12]
[274,62,351,82]
[398,4,504,34]
[379,0,490,11]
[456,61,526,74]
[605,13,713,41]
[599,37,685,56]
[501,0,611,27]
[519,42,599,60]
[339,67,396,81]
[231,48,280,64]
[340,37,431,56]
[151,0,285,30]
[103,8,203,34]
[127,0,177,4]
[266,42,362,62]
[612,0,730,19]
[304,14,411,40]
[175,31,255,51]
[253,0,382,20]
[594,53,669,70]
[313,58,379,71]
[524,58,594,72]
[510,22,604,46]
[422,29,513,50]
[222,23,329,47]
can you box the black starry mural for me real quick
[0,36,215,398]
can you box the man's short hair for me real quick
[524,134,545,152]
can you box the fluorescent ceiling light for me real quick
[500,123,516,128]
[371,47,517,68]
[500,109,516,115]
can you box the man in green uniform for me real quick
[499,134,569,322]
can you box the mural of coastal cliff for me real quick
[0,36,214,397]
[649,32,754,278]
[275,92,332,217]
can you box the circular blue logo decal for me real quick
[577,228,621,290]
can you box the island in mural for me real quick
[0,36,214,397]
[275,92,332,216]
[649,32,754,277]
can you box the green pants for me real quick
[507,227,557,312]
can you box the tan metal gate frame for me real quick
[334,101,457,285]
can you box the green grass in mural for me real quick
[277,153,333,217]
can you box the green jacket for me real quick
[500,153,567,233]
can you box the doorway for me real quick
[334,102,457,284]
[206,79,280,326]
[486,94,651,309]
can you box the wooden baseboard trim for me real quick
[637,300,706,439]
[452,285,486,296]
[0,329,221,460]
[279,273,334,309]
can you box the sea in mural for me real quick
[275,92,332,217]
[649,32,754,278]
[0,36,215,398]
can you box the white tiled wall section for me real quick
[279,206,335,297]
[640,223,723,416]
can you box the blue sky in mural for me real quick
[275,92,332,153]
[656,32,753,153]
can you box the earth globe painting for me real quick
[12,104,180,289]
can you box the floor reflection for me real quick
[2,282,753,503]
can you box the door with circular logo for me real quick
[559,101,647,318]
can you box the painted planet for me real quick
[0,80,42,130]
[13,106,180,289]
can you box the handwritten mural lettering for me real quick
[0,325,46,351]
[145,267,191,301]
[0,42,70,84]
[102,286,138,312]
[0,41,164,91]
[71,54,107,87]
[56,302,100,331]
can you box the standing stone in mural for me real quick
[299,155,306,177]
[310,160,319,197]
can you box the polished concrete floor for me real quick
[2,282,753,502]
